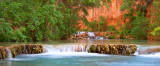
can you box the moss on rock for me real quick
[88,45,97,53]
[88,44,137,55]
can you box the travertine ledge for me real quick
[88,44,137,55]
[0,44,44,59]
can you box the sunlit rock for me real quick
[88,44,137,55]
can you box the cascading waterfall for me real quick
[3,44,160,60]
[134,45,160,56]
[44,44,160,57]
[75,31,108,39]
[88,32,95,37]
[44,45,89,53]
[42,44,108,57]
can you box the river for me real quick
[0,39,160,66]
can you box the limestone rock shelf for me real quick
[0,44,138,59]
[0,46,8,59]
[0,44,44,59]
[88,44,137,55]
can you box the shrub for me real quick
[108,35,115,39]
[151,27,160,40]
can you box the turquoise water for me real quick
[0,39,160,66]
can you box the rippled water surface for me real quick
[0,39,160,66]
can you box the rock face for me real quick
[88,44,137,55]
[0,46,8,59]
[9,44,44,58]
[0,44,44,59]
[78,0,125,29]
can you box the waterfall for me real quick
[75,31,108,39]
[134,46,160,56]
[88,32,95,36]
[44,45,89,53]
[6,48,12,59]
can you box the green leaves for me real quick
[130,12,149,40]
[0,0,104,42]
[151,27,160,36]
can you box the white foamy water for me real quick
[6,44,107,61]
[88,32,95,36]
[6,48,12,59]
[134,45,160,57]
[41,45,107,57]
[6,44,160,62]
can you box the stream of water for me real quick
[0,39,160,66]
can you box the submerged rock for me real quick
[88,44,137,55]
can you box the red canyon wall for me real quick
[79,0,126,29]
[78,0,156,40]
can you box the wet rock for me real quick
[88,45,97,53]
[88,44,137,55]
[0,46,8,59]
[9,44,44,58]
[0,44,44,59]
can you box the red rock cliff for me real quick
[78,0,126,29]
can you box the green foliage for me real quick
[120,0,135,11]
[12,29,27,42]
[119,0,151,40]
[108,35,115,39]
[98,16,107,31]
[0,0,104,42]
[151,27,160,40]
[131,12,149,40]
[107,25,116,32]
[88,20,97,31]
[151,0,160,40]
[151,27,160,36]
[87,16,107,31]
[150,0,160,31]
[0,22,13,41]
